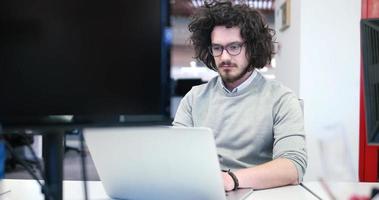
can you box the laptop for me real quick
[84,126,253,200]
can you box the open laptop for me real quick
[84,126,253,200]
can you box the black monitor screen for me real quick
[361,18,379,144]
[0,0,171,128]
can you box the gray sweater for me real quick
[173,72,307,182]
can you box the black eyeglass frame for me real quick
[208,42,246,57]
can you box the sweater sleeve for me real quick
[272,92,308,182]
[172,90,194,127]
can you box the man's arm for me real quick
[172,90,194,127]
[222,92,307,191]
[222,158,298,191]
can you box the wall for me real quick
[275,0,361,181]
[274,0,301,96]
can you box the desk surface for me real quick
[2,179,373,200]
[303,181,379,200]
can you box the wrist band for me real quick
[223,169,239,190]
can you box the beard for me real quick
[218,61,251,84]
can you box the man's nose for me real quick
[220,49,231,61]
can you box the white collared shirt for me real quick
[219,69,257,93]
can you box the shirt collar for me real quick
[219,69,257,94]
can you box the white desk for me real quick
[0,179,318,200]
[246,184,318,200]
[303,181,379,200]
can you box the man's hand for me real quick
[221,172,235,191]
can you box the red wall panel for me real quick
[359,0,379,182]
[368,0,379,18]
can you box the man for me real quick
[172,1,307,191]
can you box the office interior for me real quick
[1,0,379,199]
[160,0,375,183]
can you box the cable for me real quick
[319,178,337,200]
[300,183,323,200]
[4,140,53,200]
[7,132,46,181]
[79,129,89,200]
[17,132,46,182]
[25,143,46,180]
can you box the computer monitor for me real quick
[361,18,379,145]
[0,0,171,130]
[0,1,170,199]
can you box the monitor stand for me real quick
[43,130,64,200]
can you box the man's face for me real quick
[210,26,250,84]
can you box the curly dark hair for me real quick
[188,1,275,70]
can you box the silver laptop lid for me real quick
[84,126,226,200]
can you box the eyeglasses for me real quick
[209,42,245,57]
